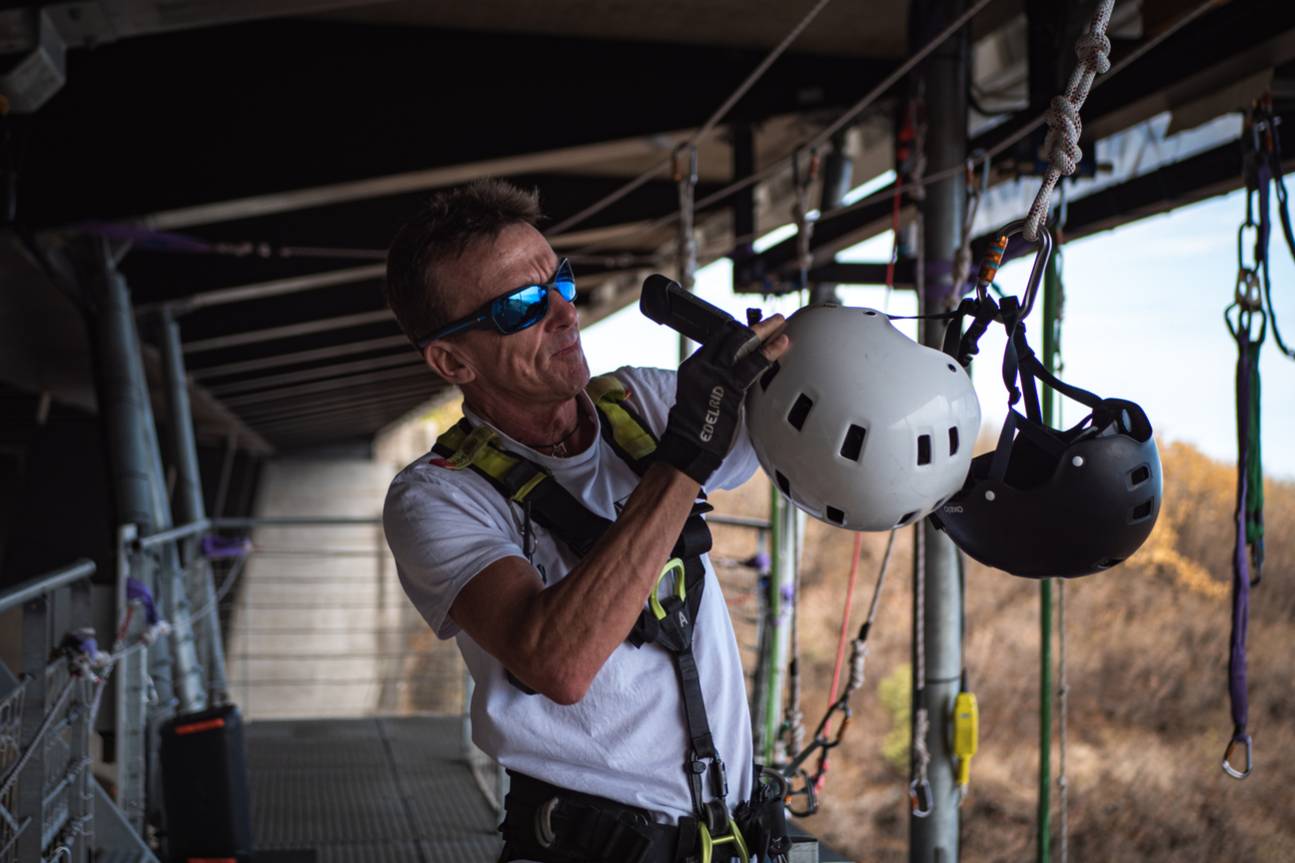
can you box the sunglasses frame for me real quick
[415,258,575,350]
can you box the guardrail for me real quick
[0,559,99,863]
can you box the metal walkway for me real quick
[246,715,503,863]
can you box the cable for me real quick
[562,0,995,258]
[544,0,838,238]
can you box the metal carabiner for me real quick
[1237,219,1260,274]
[1222,734,1253,780]
[975,219,1052,319]
[909,775,933,818]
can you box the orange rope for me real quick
[816,532,864,790]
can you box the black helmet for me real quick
[933,307,1162,578]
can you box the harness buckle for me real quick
[1222,733,1253,780]
[533,797,559,847]
[1235,267,1264,312]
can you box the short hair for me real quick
[385,179,543,346]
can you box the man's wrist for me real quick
[654,431,723,486]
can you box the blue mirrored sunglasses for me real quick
[415,258,576,349]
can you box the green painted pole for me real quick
[1037,241,1063,862]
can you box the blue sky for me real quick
[581,186,1295,479]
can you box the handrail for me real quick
[211,516,381,528]
[0,559,96,615]
[707,513,771,530]
[134,518,211,550]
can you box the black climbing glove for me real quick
[656,319,773,485]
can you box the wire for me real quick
[562,0,994,258]
[544,0,838,238]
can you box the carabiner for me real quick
[976,219,1052,319]
[909,776,933,818]
[1236,220,1260,273]
[649,558,687,621]
[698,816,750,863]
[1222,734,1253,780]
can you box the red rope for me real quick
[816,532,864,791]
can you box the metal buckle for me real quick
[533,797,559,847]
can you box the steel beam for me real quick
[159,264,385,314]
[220,363,432,409]
[241,383,439,428]
[181,309,395,354]
[206,351,420,396]
[190,334,410,380]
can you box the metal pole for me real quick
[810,131,853,306]
[911,0,968,860]
[159,307,229,705]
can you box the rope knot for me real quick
[1075,31,1111,75]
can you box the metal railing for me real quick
[0,560,99,863]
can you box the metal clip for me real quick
[1222,734,1253,780]
[534,797,559,847]
[974,219,1053,318]
[909,776,933,818]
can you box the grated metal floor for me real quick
[246,715,503,863]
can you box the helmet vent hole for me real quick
[825,506,846,525]
[917,435,932,466]
[759,360,781,392]
[840,424,867,461]
[775,471,791,496]
[1131,498,1154,522]
[896,510,918,527]
[947,363,957,373]
[864,310,878,316]
[787,394,814,430]
[1096,557,1125,569]
[1130,465,1150,487]
[948,427,959,456]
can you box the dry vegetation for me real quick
[708,440,1295,863]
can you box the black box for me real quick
[160,703,254,863]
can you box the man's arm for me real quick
[449,315,788,704]
[449,461,700,704]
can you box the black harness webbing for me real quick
[431,375,744,850]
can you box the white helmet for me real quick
[745,304,981,531]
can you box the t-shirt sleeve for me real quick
[383,465,527,640]
[615,365,762,492]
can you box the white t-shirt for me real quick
[383,366,760,823]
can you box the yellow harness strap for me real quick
[432,374,654,502]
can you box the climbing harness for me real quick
[1023,0,1113,242]
[432,375,771,861]
[781,529,897,816]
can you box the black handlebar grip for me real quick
[639,274,737,346]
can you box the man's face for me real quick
[433,222,590,403]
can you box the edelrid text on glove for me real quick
[656,320,773,484]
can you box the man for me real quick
[382,179,789,862]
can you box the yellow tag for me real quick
[953,690,979,787]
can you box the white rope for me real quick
[544,0,836,238]
[1023,0,1114,241]
[801,0,1216,241]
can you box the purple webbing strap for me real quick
[125,577,159,625]
[1225,326,1253,778]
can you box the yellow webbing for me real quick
[587,374,657,461]
[433,423,546,503]
[432,374,655,500]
